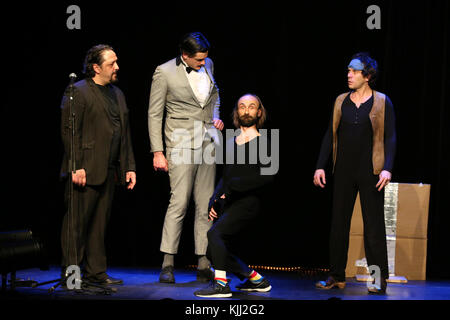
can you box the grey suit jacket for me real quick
[148,56,220,152]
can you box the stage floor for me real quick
[2,266,450,301]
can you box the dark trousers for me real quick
[61,168,116,281]
[206,196,261,279]
[329,169,389,281]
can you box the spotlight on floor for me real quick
[0,229,48,290]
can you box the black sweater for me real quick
[210,135,275,208]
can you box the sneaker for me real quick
[159,266,175,283]
[194,280,232,298]
[236,278,272,292]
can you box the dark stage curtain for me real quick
[2,0,449,278]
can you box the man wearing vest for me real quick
[313,52,397,294]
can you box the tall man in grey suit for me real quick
[148,32,224,283]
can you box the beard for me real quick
[238,114,258,127]
[110,72,118,83]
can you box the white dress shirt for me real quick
[181,56,211,107]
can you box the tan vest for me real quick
[332,91,386,175]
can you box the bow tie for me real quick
[186,66,195,74]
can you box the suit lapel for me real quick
[176,63,202,107]
[87,79,112,120]
[87,79,126,129]
[175,57,203,107]
[175,57,215,108]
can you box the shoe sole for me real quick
[83,280,123,285]
[195,293,232,298]
[160,280,175,284]
[237,285,272,292]
[316,285,346,290]
[315,282,346,290]
[368,287,386,294]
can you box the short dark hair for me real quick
[179,32,210,57]
[350,52,378,87]
[232,93,267,129]
[83,44,114,78]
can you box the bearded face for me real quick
[95,50,119,85]
[236,95,261,128]
[238,113,258,127]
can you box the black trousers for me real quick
[329,168,389,281]
[206,195,261,279]
[61,168,116,281]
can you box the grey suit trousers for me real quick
[160,141,215,255]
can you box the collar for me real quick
[176,55,184,66]
[176,55,191,68]
[176,55,203,73]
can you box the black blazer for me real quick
[60,78,136,186]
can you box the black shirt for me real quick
[316,93,396,173]
[96,83,121,166]
[211,135,275,204]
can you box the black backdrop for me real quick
[2,0,449,278]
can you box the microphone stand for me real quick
[67,72,77,291]
[32,74,114,295]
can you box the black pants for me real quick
[329,169,389,281]
[206,195,261,279]
[61,168,116,281]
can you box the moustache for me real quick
[238,114,257,127]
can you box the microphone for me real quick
[69,73,77,85]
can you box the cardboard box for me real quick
[346,183,430,280]
[394,237,427,280]
[396,184,430,239]
[350,183,430,239]
[346,234,368,276]
[346,235,427,280]
[349,193,364,235]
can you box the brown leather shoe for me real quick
[315,276,346,289]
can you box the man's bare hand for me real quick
[153,151,168,172]
[213,118,224,131]
[208,194,226,221]
[313,169,326,188]
[72,169,86,187]
[376,170,391,191]
[209,206,218,221]
[126,171,136,190]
